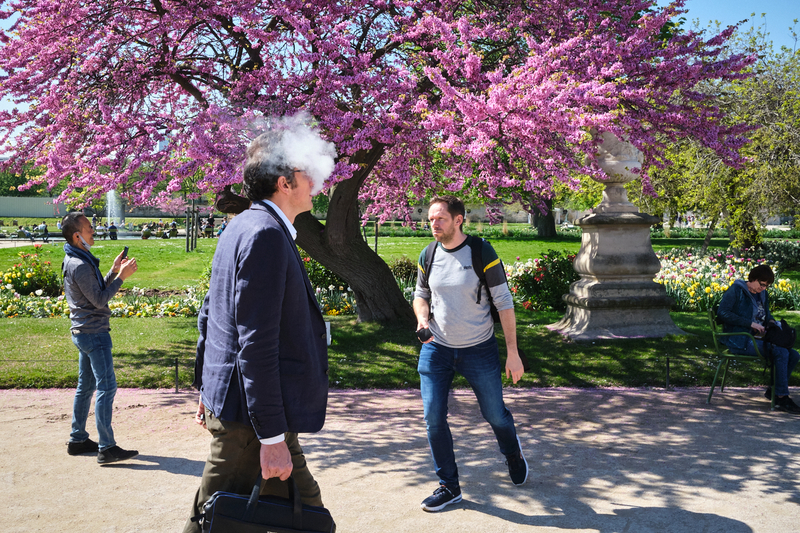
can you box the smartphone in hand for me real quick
[121,246,129,259]
[417,327,433,342]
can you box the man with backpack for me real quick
[413,195,528,512]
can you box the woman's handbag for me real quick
[198,474,336,532]
[763,319,797,350]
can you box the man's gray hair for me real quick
[242,130,295,201]
[241,113,337,201]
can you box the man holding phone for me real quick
[413,195,528,512]
[61,213,139,464]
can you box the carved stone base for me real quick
[549,211,686,341]
[550,286,685,340]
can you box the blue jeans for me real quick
[70,332,117,450]
[418,336,519,487]
[729,338,800,397]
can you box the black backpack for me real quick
[418,235,503,323]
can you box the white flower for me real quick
[35,289,43,296]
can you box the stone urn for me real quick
[549,131,684,340]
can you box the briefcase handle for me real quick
[244,474,303,530]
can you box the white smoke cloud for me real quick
[250,112,337,195]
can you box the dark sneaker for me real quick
[775,396,800,415]
[506,436,529,486]
[67,438,99,456]
[97,446,139,465]
[421,484,462,512]
[765,387,772,401]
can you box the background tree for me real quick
[632,21,799,249]
[0,164,46,197]
[0,0,754,322]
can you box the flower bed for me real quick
[315,286,357,316]
[0,286,205,319]
[1,249,61,297]
[7,244,800,319]
[505,250,579,311]
[655,248,800,311]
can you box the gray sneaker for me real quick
[421,484,462,512]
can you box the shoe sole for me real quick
[511,434,529,486]
[420,494,462,512]
[98,451,139,465]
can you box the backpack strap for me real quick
[419,240,438,290]
[468,236,487,304]
[468,236,501,323]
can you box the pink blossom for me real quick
[0,0,755,222]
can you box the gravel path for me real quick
[3,386,800,532]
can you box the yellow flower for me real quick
[704,287,711,293]
[26,273,32,278]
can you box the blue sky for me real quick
[673,0,799,50]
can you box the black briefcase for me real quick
[199,475,336,533]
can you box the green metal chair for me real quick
[707,309,776,409]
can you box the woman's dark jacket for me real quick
[716,279,773,351]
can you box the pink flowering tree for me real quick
[0,0,753,322]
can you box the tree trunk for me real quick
[701,213,718,254]
[532,198,557,237]
[294,143,415,325]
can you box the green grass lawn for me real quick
[348,234,733,264]
[2,309,796,390]
[0,238,216,290]
[0,216,186,229]
[0,232,735,283]
[2,231,798,390]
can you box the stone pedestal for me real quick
[549,132,685,340]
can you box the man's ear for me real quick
[276,175,290,194]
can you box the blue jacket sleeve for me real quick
[192,293,210,390]
[717,286,752,329]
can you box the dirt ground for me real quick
[3,386,800,532]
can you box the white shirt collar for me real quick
[263,199,297,241]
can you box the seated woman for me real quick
[717,264,800,414]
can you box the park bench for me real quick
[706,309,776,409]
[8,230,34,241]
